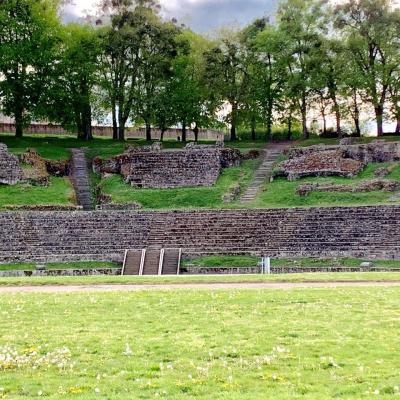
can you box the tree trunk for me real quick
[193,124,199,142]
[118,125,125,141]
[395,114,400,135]
[230,102,238,141]
[82,104,93,141]
[375,104,384,136]
[352,90,361,137]
[301,93,308,139]
[15,106,24,138]
[181,120,187,143]
[321,109,327,136]
[111,103,118,140]
[145,122,151,142]
[287,116,292,141]
[160,128,166,142]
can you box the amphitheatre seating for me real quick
[122,248,181,275]
[0,207,399,264]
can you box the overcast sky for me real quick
[64,0,279,32]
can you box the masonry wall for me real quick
[0,206,399,264]
[0,123,224,141]
[121,148,222,188]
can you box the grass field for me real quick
[1,286,400,399]
[1,272,400,287]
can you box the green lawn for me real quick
[1,286,400,399]
[99,159,261,209]
[0,272,400,287]
[0,177,74,209]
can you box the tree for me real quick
[0,0,60,137]
[309,37,347,138]
[253,23,287,140]
[204,31,250,141]
[38,24,100,140]
[166,29,215,142]
[276,0,327,139]
[335,0,400,136]
[134,15,181,141]
[389,69,400,134]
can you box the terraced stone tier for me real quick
[0,206,399,263]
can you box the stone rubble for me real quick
[0,143,23,185]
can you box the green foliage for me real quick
[0,0,61,137]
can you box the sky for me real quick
[64,0,279,32]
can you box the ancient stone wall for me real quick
[0,123,224,141]
[0,206,399,264]
[0,143,23,185]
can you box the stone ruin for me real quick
[0,143,69,187]
[93,142,243,189]
[0,143,23,185]
[297,179,400,197]
[275,140,400,181]
[275,149,364,181]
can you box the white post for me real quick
[266,257,271,274]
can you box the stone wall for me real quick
[0,206,399,264]
[94,144,226,189]
[0,143,23,185]
[0,123,224,141]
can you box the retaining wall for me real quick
[0,123,224,141]
[0,206,399,264]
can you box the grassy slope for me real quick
[252,162,400,208]
[1,133,400,209]
[0,177,75,209]
[1,287,400,399]
[99,159,260,209]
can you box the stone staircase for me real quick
[122,249,143,275]
[122,248,181,276]
[70,149,93,211]
[241,143,291,203]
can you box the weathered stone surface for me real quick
[297,179,400,196]
[276,150,364,180]
[288,141,400,164]
[0,206,399,264]
[222,184,241,203]
[94,143,237,189]
[0,143,23,185]
[19,149,50,185]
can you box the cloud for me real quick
[66,0,278,32]
[161,0,278,32]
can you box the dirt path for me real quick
[1,281,400,294]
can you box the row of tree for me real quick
[0,0,399,141]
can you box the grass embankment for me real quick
[0,272,400,287]
[0,261,119,271]
[99,159,260,209]
[1,287,400,398]
[184,255,400,270]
